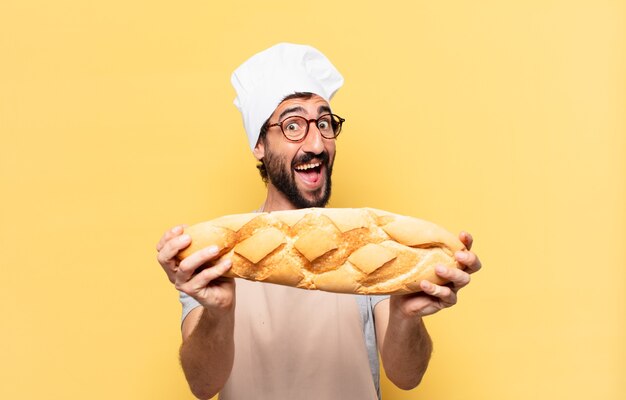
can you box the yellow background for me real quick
[1,0,624,399]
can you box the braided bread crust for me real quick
[178,208,465,295]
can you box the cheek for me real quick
[266,136,298,166]
[284,144,304,165]
[326,142,336,162]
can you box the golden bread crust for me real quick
[178,208,465,295]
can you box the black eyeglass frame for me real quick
[267,113,346,143]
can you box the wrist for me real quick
[389,295,425,321]
[201,301,235,321]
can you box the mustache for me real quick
[292,151,329,168]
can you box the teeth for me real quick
[295,162,321,171]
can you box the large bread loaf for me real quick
[178,207,465,295]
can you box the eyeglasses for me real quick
[268,113,345,142]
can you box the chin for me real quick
[300,186,331,208]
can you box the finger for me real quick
[156,225,185,252]
[459,231,473,250]
[157,233,192,268]
[420,280,457,306]
[455,251,482,274]
[190,259,233,292]
[435,265,471,291]
[156,225,183,251]
[176,259,232,294]
[177,245,221,282]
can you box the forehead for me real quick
[271,94,330,120]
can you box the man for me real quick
[156,43,481,400]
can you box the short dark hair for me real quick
[256,119,270,183]
[256,92,315,183]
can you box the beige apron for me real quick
[219,279,379,400]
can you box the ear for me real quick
[253,137,265,161]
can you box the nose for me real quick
[301,121,325,154]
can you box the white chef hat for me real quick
[231,42,344,151]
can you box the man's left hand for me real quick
[389,231,482,318]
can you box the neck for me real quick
[259,183,299,212]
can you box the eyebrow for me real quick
[277,104,333,121]
[318,105,331,115]
[278,106,306,121]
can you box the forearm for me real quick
[180,307,235,399]
[381,306,433,390]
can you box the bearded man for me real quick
[156,43,482,400]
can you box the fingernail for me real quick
[207,245,219,254]
[172,226,183,234]
[456,251,467,261]
[436,265,447,274]
[179,234,190,242]
[420,280,431,290]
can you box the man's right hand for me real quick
[156,225,235,313]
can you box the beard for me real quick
[263,148,333,209]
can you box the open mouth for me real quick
[293,161,324,186]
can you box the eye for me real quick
[283,117,305,132]
[286,123,299,131]
[317,120,329,130]
[317,116,332,131]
